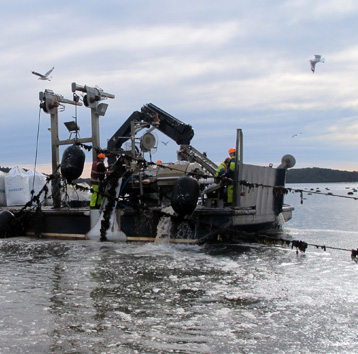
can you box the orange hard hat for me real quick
[228,147,236,154]
[157,160,162,164]
[97,153,106,159]
[224,157,231,163]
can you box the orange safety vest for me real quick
[91,161,106,185]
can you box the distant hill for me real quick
[0,167,11,173]
[286,167,358,183]
[2,166,358,184]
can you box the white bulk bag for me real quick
[66,182,91,201]
[0,171,6,206]
[5,166,31,206]
[27,170,47,203]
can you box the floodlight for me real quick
[97,103,108,116]
[64,121,80,132]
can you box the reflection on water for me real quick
[0,183,357,353]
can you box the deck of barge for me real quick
[1,206,90,240]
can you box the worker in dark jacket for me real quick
[216,158,230,177]
[90,153,107,209]
[213,157,230,203]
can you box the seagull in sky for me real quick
[32,67,54,80]
[291,132,302,138]
[161,141,169,146]
[309,55,325,73]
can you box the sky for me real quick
[1,0,358,176]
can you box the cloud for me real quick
[0,0,358,172]
[280,0,358,22]
[320,116,358,146]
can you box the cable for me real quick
[238,180,358,202]
[254,233,358,261]
[74,95,78,140]
[32,107,42,192]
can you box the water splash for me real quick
[275,212,285,228]
[154,215,172,245]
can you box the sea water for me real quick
[0,183,357,353]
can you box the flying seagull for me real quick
[291,132,302,138]
[32,67,54,80]
[161,141,169,146]
[309,55,325,73]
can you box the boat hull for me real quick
[118,204,293,243]
[20,203,293,243]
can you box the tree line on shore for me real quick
[286,167,358,183]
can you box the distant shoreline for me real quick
[286,167,358,183]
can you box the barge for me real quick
[0,83,295,244]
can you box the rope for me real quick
[5,151,358,253]
[32,106,42,192]
[253,233,358,261]
[152,162,358,202]
[74,94,79,140]
[3,163,357,260]
[237,180,358,202]
[117,161,358,204]
[294,188,358,201]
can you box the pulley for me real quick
[140,132,157,152]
